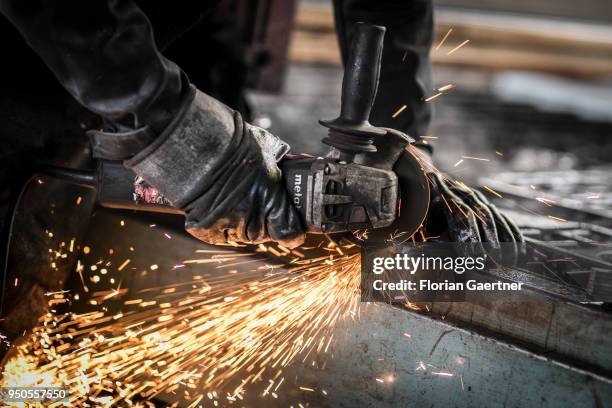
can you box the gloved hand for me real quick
[425,171,523,246]
[179,120,305,248]
[92,87,305,248]
[409,147,523,263]
[424,170,524,264]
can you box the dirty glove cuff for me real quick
[123,87,236,205]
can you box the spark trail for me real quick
[2,241,361,406]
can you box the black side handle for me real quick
[320,23,387,153]
[339,23,386,126]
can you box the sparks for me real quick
[447,39,470,55]
[2,242,362,404]
[117,258,131,271]
[548,215,567,222]
[432,371,454,377]
[392,104,408,118]
[424,92,443,102]
[483,186,503,199]
[536,197,555,206]
[435,28,453,50]
[461,156,489,161]
[44,290,70,296]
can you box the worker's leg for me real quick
[332,0,434,140]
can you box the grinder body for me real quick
[282,158,397,233]
[278,22,429,239]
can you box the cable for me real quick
[36,165,97,189]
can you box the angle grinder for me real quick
[38,23,430,244]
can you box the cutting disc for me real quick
[364,148,430,243]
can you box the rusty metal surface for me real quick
[428,294,612,376]
[292,304,612,408]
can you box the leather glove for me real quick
[410,147,523,262]
[103,87,305,248]
[425,171,523,246]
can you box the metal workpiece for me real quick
[410,174,612,382]
[385,170,612,398]
[292,303,612,408]
[427,296,612,376]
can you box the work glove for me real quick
[425,171,523,246]
[365,133,522,248]
[412,147,523,262]
[91,87,305,248]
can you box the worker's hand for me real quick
[426,172,523,245]
[407,146,522,247]
[423,170,524,263]
[119,88,305,248]
[182,122,305,248]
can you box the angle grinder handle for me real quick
[320,23,387,153]
[339,23,386,126]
